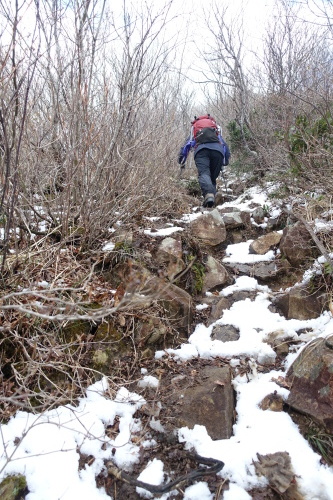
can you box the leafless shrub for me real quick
[202,3,257,161]
[199,0,333,191]
[0,237,183,419]
[0,0,189,265]
[0,0,190,418]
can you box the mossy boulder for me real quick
[144,277,193,335]
[0,474,28,499]
[92,349,110,370]
[286,336,333,433]
[61,319,92,342]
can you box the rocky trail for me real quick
[1,179,333,500]
[90,180,333,499]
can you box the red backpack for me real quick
[191,114,219,144]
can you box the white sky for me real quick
[120,0,329,102]
[1,183,333,499]
[2,0,330,106]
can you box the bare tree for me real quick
[0,0,190,256]
[0,0,41,269]
[0,0,195,413]
[201,3,257,160]
[199,0,333,186]
[257,0,333,189]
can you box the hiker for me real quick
[178,114,230,208]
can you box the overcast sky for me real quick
[2,0,332,105]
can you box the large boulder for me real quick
[224,260,289,282]
[221,211,244,229]
[0,475,28,500]
[249,232,282,255]
[272,282,327,320]
[155,237,185,280]
[145,277,193,335]
[279,221,318,266]
[286,336,333,433]
[190,209,227,246]
[176,365,235,440]
[202,255,231,293]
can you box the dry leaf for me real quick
[118,314,126,327]
[271,376,290,389]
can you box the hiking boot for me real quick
[203,193,215,208]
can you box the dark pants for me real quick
[194,148,223,196]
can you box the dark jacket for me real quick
[178,133,230,166]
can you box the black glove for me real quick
[178,154,186,165]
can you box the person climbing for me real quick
[178,114,230,208]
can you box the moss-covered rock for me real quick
[61,319,92,343]
[0,474,28,499]
[92,349,110,370]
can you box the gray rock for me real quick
[228,290,258,302]
[272,283,327,320]
[249,231,282,255]
[212,324,240,342]
[176,366,235,440]
[224,261,280,281]
[156,237,185,280]
[252,206,266,223]
[203,255,231,293]
[190,209,227,246]
[221,212,244,229]
[279,221,318,266]
[286,336,333,433]
[208,297,232,324]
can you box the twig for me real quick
[292,209,333,275]
[107,453,224,494]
